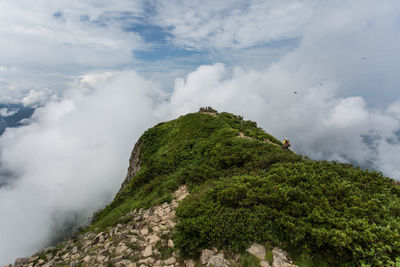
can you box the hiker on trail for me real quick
[283,137,291,149]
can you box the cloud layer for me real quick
[1,0,400,265]
[153,0,315,49]
[0,71,161,263]
[1,64,400,264]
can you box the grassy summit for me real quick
[89,109,400,266]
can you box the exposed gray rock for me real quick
[148,234,160,244]
[142,245,153,257]
[120,140,142,190]
[184,259,195,267]
[207,255,230,267]
[69,260,80,267]
[140,227,148,236]
[115,243,128,254]
[138,257,155,265]
[45,253,53,261]
[261,260,272,267]
[94,232,105,243]
[14,257,29,266]
[41,246,56,254]
[246,243,266,260]
[111,256,124,264]
[28,256,39,262]
[42,259,55,267]
[114,259,136,267]
[82,255,92,263]
[201,249,215,265]
[82,240,92,249]
[272,247,297,267]
[164,257,176,265]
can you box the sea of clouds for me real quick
[1,0,400,264]
[0,65,399,264]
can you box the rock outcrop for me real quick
[8,183,298,267]
[9,186,188,267]
[120,140,142,190]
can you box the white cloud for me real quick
[1,63,400,264]
[160,63,400,178]
[0,70,162,264]
[0,66,73,104]
[0,1,146,68]
[2,0,400,264]
[21,89,57,107]
[153,0,315,49]
[0,108,18,117]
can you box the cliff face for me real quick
[120,140,142,191]
[7,110,400,267]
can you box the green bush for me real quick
[174,161,400,266]
[88,110,400,266]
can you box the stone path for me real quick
[10,186,189,267]
[237,132,281,147]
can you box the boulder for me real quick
[148,234,160,244]
[272,247,297,267]
[94,232,105,243]
[246,243,266,261]
[164,257,176,265]
[201,249,215,265]
[42,259,55,267]
[14,258,29,266]
[184,259,195,267]
[207,255,230,267]
[142,245,153,257]
[82,255,92,263]
[138,257,155,265]
[140,227,148,236]
[261,260,272,267]
[111,256,124,264]
[116,243,128,254]
[114,259,136,267]
[97,254,106,262]
[168,239,174,248]
[28,256,39,262]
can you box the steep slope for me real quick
[8,109,400,267]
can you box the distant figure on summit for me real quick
[283,137,291,150]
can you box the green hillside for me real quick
[89,109,400,266]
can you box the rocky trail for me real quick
[8,185,297,267]
[237,132,281,147]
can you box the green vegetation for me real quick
[233,253,261,267]
[88,109,400,266]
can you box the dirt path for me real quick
[237,132,282,148]
[199,111,218,117]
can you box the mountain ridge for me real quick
[7,108,400,267]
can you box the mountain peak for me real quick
[8,110,400,266]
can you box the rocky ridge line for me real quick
[7,186,189,267]
[7,186,298,267]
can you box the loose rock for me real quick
[201,249,215,265]
[207,255,230,267]
[246,243,266,260]
[272,247,297,267]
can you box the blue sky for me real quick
[1,0,400,264]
